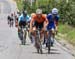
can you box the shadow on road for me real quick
[44,48,58,51]
[19,43,31,46]
[49,51,60,54]
[51,48,58,51]
[32,51,60,55]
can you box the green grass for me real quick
[67,30,75,45]
[58,23,75,46]
[58,24,72,34]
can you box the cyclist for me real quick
[30,9,48,47]
[46,8,59,46]
[9,13,14,27]
[7,15,11,24]
[18,10,31,41]
[52,8,59,34]
[15,15,18,27]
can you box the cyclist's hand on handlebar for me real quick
[42,27,46,31]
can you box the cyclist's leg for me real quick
[29,21,36,43]
[55,21,58,34]
[43,25,49,46]
[29,33,34,43]
[55,25,58,34]
[18,21,23,40]
[45,31,49,47]
[33,27,37,37]
[8,20,10,24]
[45,26,50,45]
[10,20,12,27]
[39,22,44,42]
[50,27,55,46]
[8,19,10,24]
[11,20,13,27]
[46,26,54,47]
[43,30,47,44]
[32,27,38,47]
[33,21,40,48]
[51,28,55,37]
[23,21,27,38]
[33,21,38,38]
[15,20,18,27]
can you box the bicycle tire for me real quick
[37,33,43,54]
[47,31,51,54]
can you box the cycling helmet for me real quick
[36,9,42,14]
[11,13,13,16]
[52,8,58,14]
[22,10,27,16]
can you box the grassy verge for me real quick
[58,23,75,46]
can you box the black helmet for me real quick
[11,13,13,16]
[22,10,27,16]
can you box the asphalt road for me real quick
[0,0,74,59]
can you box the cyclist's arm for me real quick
[44,18,48,28]
[30,17,34,31]
[56,15,60,22]
[55,15,60,26]
[27,15,31,23]
[18,15,22,23]
[44,14,49,28]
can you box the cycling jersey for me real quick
[31,14,47,30]
[18,14,31,23]
[32,14,47,24]
[47,13,59,30]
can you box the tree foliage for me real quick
[17,0,75,26]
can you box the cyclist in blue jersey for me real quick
[18,10,31,38]
[18,11,31,26]
[46,8,59,46]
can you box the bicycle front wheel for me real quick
[22,30,27,45]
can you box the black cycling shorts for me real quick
[19,21,26,27]
[34,21,44,30]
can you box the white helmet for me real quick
[36,9,42,14]
[52,8,58,14]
